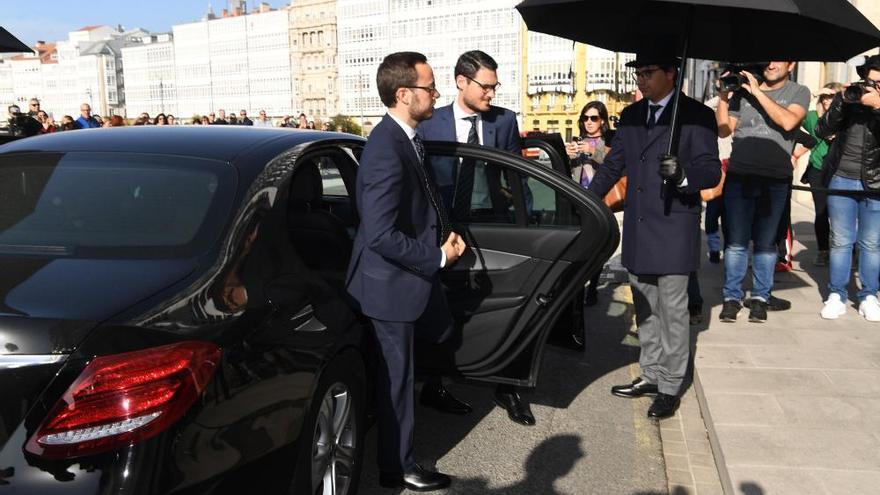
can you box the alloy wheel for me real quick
[310,382,357,495]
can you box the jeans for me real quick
[805,166,830,251]
[705,197,724,252]
[826,175,880,301]
[722,176,790,302]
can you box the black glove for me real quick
[658,154,685,186]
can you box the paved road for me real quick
[358,257,669,495]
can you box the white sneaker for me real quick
[820,293,847,319]
[858,295,880,322]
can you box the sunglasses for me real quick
[581,115,601,122]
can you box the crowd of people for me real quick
[5,99,335,136]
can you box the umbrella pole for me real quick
[661,6,694,204]
[666,6,693,157]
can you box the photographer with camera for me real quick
[6,105,42,137]
[815,55,880,322]
[715,61,810,323]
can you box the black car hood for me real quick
[0,257,196,353]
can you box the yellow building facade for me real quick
[521,31,634,142]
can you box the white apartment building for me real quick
[337,0,522,128]
[584,46,636,95]
[122,34,176,118]
[172,8,292,118]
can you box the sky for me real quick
[3,0,292,46]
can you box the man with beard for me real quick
[346,51,465,491]
[715,62,809,323]
[418,50,536,426]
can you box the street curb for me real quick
[693,368,734,495]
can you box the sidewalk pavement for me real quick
[691,198,880,495]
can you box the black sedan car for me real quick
[0,126,618,494]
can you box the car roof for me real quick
[0,126,364,164]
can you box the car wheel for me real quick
[293,351,365,495]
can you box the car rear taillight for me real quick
[25,341,221,459]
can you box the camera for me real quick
[842,80,878,104]
[718,62,770,93]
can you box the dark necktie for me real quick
[413,133,452,246]
[647,104,661,130]
[453,115,479,221]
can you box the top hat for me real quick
[856,55,880,79]
[625,36,682,69]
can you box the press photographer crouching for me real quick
[815,55,880,322]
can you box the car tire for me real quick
[291,349,365,495]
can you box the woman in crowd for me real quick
[567,101,614,306]
[108,115,126,127]
[36,110,56,133]
[802,82,844,267]
[59,115,76,131]
[154,113,168,126]
[167,114,176,126]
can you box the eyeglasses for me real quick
[581,115,601,122]
[404,85,440,96]
[30,103,39,107]
[464,75,500,93]
[632,68,661,81]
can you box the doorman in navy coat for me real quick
[589,41,720,419]
[418,50,538,427]
[345,52,465,491]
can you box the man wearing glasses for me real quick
[238,109,253,126]
[588,40,720,419]
[253,110,273,128]
[418,50,536,426]
[346,51,464,491]
[27,98,41,118]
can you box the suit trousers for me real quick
[629,273,690,396]
[370,280,452,473]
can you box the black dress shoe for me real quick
[419,383,472,415]
[688,305,703,325]
[379,464,452,491]
[647,393,680,419]
[494,388,536,426]
[611,377,658,398]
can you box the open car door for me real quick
[422,140,619,387]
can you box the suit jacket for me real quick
[589,93,720,275]
[346,115,446,322]
[418,104,521,201]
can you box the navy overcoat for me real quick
[589,93,720,275]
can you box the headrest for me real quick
[289,161,322,206]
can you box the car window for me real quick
[315,156,347,197]
[426,151,580,228]
[0,152,234,258]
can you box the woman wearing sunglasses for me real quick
[568,101,615,305]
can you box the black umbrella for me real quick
[516,0,880,158]
[0,27,31,53]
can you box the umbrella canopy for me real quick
[0,27,31,54]
[517,0,880,62]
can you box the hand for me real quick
[658,154,685,186]
[577,141,595,155]
[442,232,467,264]
[860,85,880,109]
[222,285,248,312]
[565,141,579,158]
[739,70,761,96]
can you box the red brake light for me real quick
[25,341,221,459]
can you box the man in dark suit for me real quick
[346,51,466,491]
[588,41,720,419]
[418,50,536,426]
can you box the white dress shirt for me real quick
[452,101,491,209]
